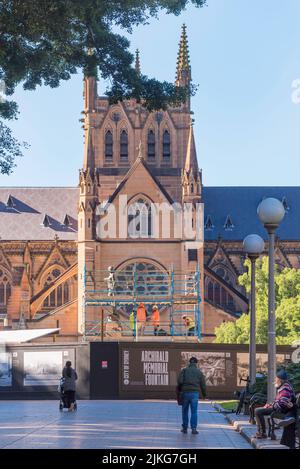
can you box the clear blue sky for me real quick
[1,0,300,187]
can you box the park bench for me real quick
[235,375,267,421]
[266,394,300,448]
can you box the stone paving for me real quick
[0,400,251,449]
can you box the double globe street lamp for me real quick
[243,234,265,386]
[257,198,285,401]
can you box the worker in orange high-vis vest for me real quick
[136,302,147,335]
[151,305,160,336]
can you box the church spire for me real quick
[83,125,94,170]
[175,24,191,88]
[182,120,202,201]
[135,49,141,76]
[83,48,97,112]
[185,120,199,174]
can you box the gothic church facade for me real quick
[0,26,299,342]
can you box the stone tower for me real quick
[77,25,204,335]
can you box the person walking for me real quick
[62,361,78,411]
[182,315,195,336]
[136,302,147,336]
[151,305,160,336]
[177,356,206,434]
[254,369,296,440]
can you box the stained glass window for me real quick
[120,130,128,161]
[0,269,11,307]
[162,130,171,160]
[147,130,155,160]
[115,262,168,315]
[128,198,153,238]
[105,130,113,161]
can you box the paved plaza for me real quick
[0,400,251,449]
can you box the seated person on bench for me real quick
[254,369,296,439]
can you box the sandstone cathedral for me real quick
[0,26,299,343]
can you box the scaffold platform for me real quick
[82,264,201,342]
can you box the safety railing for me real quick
[83,265,201,341]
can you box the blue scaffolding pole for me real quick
[83,264,202,341]
[196,263,201,341]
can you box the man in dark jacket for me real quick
[177,356,206,434]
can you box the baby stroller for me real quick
[58,377,77,411]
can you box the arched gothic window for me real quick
[207,280,214,302]
[162,130,171,160]
[0,268,11,310]
[205,276,237,313]
[214,265,235,286]
[128,198,153,238]
[43,268,70,309]
[214,284,221,306]
[105,130,113,161]
[120,130,128,161]
[147,130,155,160]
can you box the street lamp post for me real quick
[243,234,264,385]
[257,198,285,401]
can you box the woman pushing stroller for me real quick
[62,361,78,412]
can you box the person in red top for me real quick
[151,305,160,336]
[136,302,147,335]
[254,369,296,439]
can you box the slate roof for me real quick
[0,188,78,240]
[1,185,299,242]
[202,186,300,241]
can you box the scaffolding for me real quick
[82,265,201,341]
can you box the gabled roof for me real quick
[106,156,174,206]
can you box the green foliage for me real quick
[249,373,267,396]
[285,362,300,393]
[249,364,300,397]
[0,0,207,118]
[215,256,300,345]
[0,0,207,172]
[0,121,28,174]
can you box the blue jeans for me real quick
[182,392,199,430]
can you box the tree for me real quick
[0,0,207,173]
[0,120,28,174]
[214,256,300,345]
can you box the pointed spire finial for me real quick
[135,49,141,76]
[175,24,191,87]
[184,118,198,173]
[85,48,98,78]
[83,47,97,112]
[83,125,95,170]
